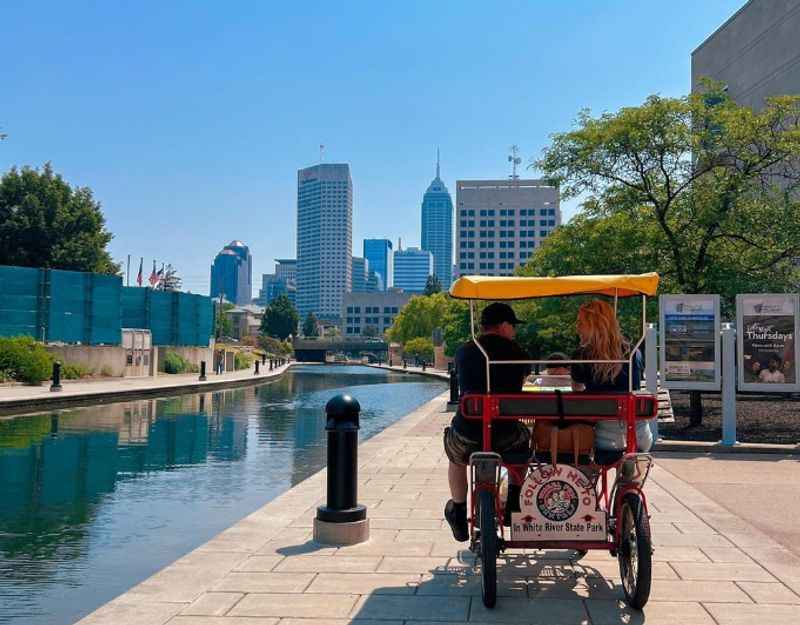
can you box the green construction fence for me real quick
[0,265,213,346]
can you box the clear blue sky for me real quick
[1,0,743,294]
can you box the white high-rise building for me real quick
[456,179,560,276]
[296,164,353,322]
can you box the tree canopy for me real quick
[302,312,320,337]
[260,295,298,340]
[403,337,434,363]
[0,163,118,273]
[537,87,800,302]
[424,274,442,296]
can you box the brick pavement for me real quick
[76,393,800,625]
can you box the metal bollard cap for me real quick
[325,394,360,429]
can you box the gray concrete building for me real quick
[342,288,412,337]
[296,164,352,323]
[692,0,800,110]
[455,179,560,276]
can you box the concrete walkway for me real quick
[0,362,292,416]
[76,392,800,625]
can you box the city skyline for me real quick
[0,1,745,292]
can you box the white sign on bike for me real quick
[510,464,606,541]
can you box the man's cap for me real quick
[480,302,522,326]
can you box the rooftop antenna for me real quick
[508,145,522,180]
[436,146,440,179]
[319,144,325,164]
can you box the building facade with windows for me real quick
[393,247,433,293]
[351,256,370,292]
[342,289,412,337]
[210,240,253,305]
[363,238,393,290]
[421,154,454,288]
[296,164,352,323]
[691,0,800,111]
[254,259,297,307]
[455,179,560,276]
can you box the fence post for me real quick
[721,323,737,446]
[314,395,369,545]
[254,360,260,375]
[645,323,659,442]
[50,361,62,392]
[199,360,207,381]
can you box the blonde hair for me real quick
[576,300,629,384]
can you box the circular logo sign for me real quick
[536,480,579,522]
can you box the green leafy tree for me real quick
[404,337,434,363]
[302,312,320,337]
[424,274,442,296]
[362,324,380,338]
[0,163,118,273]
[537,87,800,303]
[156,264,182,291]
[260,295,299,340]
[215,302,234,338]
[388,293,450,344]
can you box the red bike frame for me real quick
[462,391,657,552]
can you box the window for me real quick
[507,209,515,215]
[540,219,548,226]
[541,230,548,237]
[548,219,556,226]
[347,306,353,313]
[548,208,556,216]
[384,317,391,324]
[487,262,495,269]
[480,220,487,227]
[480,209,487,216]
[540,209,548,215]
[479,262,486,269]
[391,307,398,313]
[383,307,390,313]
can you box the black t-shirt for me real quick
[570,346,643,392]
[452,334,531,440]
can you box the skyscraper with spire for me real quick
[420,149,454,287]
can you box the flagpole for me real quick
[126,254,130,287]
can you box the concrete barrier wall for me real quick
[45,345,128,377]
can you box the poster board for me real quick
[659,295,720,391]
[737,294,799,392]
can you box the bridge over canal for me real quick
[292,337,389,362]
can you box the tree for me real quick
[388,293,450,344]
[302,312,320,337]
[362,324,380,338]
[537,87,800,303]
[424,274,442,296]
[260,295,298,340]
[536,87,800,424]
[215,302,234,339]
[404,337,434,364]
[157,264,182,291]
[0,163,118,273]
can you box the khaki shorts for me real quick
[443,422,531,466]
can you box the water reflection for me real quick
[0,365,445,625]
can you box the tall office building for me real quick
[692,0,800,111]
[210,240,252,305]
[394,247,433,293]
[351,257,370,293]
[455,179,560,276]
[296,164,352,322]
[421,151,454,287]
[255,259,297,307]
[363,239,393,290]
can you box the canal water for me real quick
[0,365,446,625]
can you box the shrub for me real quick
[100,365,114,377]
[234,352,253,370]
[163,350,197,374]
[62,362,93,379]
[0,336,54,384]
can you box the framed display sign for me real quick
[659,295,721,391]
[737,294,800,392]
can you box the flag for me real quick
[149,260,158,286]
[136,257,143,286]
[157,263,165,285]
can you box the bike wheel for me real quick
[478,490,497,608]
[617,493,652,610]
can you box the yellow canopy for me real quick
[449,273,659,300]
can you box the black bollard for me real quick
[403,359,407,369]
[50,361,62,392]
[254,360,260,375]
[199,360,207,381]
[269,359,274,371]
[421,361,426,371]
[449,366,458,403]
[262,353,266,365]
[316,395,366,524]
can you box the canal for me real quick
[0,365,446,625]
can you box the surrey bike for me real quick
[449,273,659,610]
